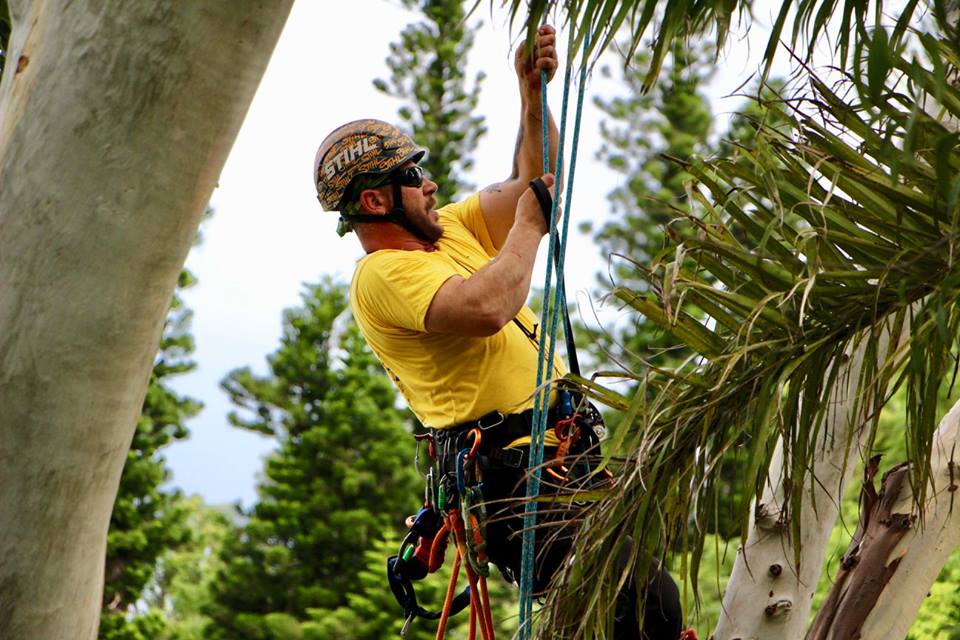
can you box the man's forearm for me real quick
[510,92,559,181]
[427,172,554,336]
[465,220,542,328]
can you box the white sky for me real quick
[166,0,790,507]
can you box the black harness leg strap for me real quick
[528,178,581,377]
[387,555,472,636]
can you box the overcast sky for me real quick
[165,1,787,508]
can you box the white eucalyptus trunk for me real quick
[712,319,906,640]
[845,401,960,640]
[0,2,292,638]
[842,31,960,640]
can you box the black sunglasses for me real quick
[388,165,425,188]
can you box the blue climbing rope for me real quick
[517,26,590,640]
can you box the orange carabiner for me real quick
[427,519,451,573]
[553,416,576,441]
[466,428,482,460]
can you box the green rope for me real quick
[517,28,589,640]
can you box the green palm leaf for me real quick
[534,11,960,638]
[498,0,933,91]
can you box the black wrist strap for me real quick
[528,177,553,228]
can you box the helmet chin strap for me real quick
[339,181,434,243]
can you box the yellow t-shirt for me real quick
[350,193,565,430]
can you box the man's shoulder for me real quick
[437,193,495,258]
[437,193,482,226]
[354,249,432,284]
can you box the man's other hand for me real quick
[515,25,558,94]
[517,173,558,236]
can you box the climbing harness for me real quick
[388,398,607,637]
[388,427,498,639]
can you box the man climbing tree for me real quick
[313,25,684,639]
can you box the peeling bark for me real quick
[807,459,914,639]
[0,2,293,638]
[856,400,960,639]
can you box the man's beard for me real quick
[409,206,442,243]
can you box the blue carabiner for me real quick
[558,388,574,419]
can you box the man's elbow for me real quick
[424,300,511,337]
[471,304,512,336]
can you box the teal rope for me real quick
[516,60,568,637]
[516,30,589,640]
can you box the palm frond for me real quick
[538,19,960,640]
[497,0,953,91]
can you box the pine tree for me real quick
[140,497,233,640]
[586,41,714,369]
[205,280,421,639]
[372,0,487,205]
[99,268,201,640]
[0,1,9,75]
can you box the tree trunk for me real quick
[810,400,960,640]
[806,458,913,639]
[713,319,906,640]
[0,2,292,639]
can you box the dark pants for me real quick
[478,450,683,640]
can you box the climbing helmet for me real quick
[314,119,426,211]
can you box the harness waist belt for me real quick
[431,405,559,450]
[429,405,562,472]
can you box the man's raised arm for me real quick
[480,25,560,249]
[425,174,555,336]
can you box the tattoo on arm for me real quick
[510,122,524,179]
[483,183,504,194]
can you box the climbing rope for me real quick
[517,23,590,640]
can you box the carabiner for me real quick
[465,428,482,459]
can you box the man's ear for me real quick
[358,187,391,214]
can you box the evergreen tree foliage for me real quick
[592,42,714,268]
[143,497,233,640]
[0,0,9,75]
[373,0,487,205]
[205,280,421,639]
[99,268,202,639]
[587,41,714,368]
[588,41,790,371]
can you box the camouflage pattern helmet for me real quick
[314,119,426,211]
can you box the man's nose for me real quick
[423,178,438,195]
